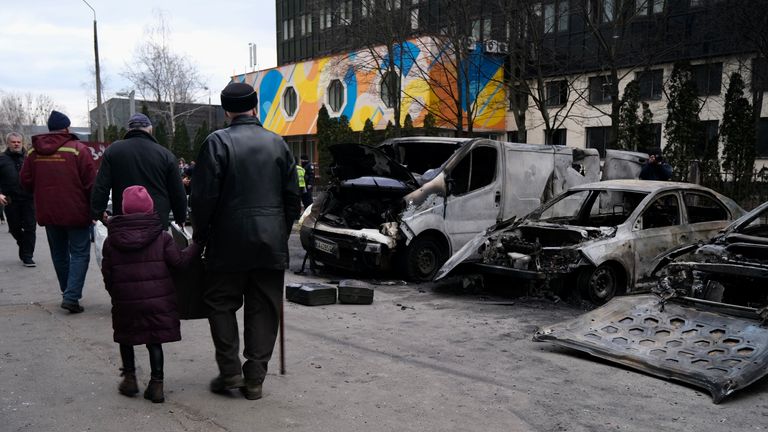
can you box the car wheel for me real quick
[578,264,624,306]
[404,235,447,282]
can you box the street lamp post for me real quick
[204,86,212,128]
[82,0,104,142]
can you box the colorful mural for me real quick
[232,38,507,137]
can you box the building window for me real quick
[319,8,332,30]
[328,79,345,113]
[508,85,529,111]
[472,18,491,41]
[603,0,616,22]
[652,0,665,13]
[339,0,352,24]
[380,71,400,108]
[385,0,401,10]
[690,0,704,7]
[589,76,612,104]
[545,129,567,145]
[635,0,648,15]
[545,80,569,106]
[300,14,313,36]
[543,1,569,33]
[758,118,768,157]
[283,87,298,117]
[586,126,612,157]
[753,58,768,92]
[282,19,294,40]
[361,0,371,17]
[692,63,722,96]
[693,120,719,156]
[410,1,420,30]
[636,69,663,100]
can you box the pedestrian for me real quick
[0,132,36,266]
[101,185,200,403]
[300,154,314,208]
[296,157,307,206]
[91,113,187,229]
[191,82,301,400]
[639,151,673,181]
[20,111,96,313]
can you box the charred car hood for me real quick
[534,294,768,403]
[329,143,417,186]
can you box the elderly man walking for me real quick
[0,132,36,266]
[91,113,187,229]
[191,82,301,400]
[20,111,96,313]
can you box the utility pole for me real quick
[82,0,104,141]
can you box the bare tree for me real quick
[0,92,58,143]
[123,12,203,146]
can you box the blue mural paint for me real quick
[259,70,284,122]
[459,51,503,110]
[341,66,357,120]
[381,41,421,76]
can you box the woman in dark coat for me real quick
[101,185,199,403]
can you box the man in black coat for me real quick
[191,82,301,400]
[0,132,36,266]
[91,114,187,229]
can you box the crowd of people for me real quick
[0,81,301,404]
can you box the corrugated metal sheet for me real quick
[534,295,768,403]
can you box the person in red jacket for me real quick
[101,185,199,403]
[20,111,96,313]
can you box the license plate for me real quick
[315,238,338,256]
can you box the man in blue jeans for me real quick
[20,111,96,313]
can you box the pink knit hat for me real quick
[122,185,154,215]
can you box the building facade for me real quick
[249,0,768,166]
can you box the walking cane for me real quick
[279,295,286,375]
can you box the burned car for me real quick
[655,200,768,307]
[300,138,617,281]
[438,180,744,304]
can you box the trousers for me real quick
[3,200,35,260]
[204,268,284,384]
[120,343,164,379]
[45,226,91,303]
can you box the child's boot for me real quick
[118,368,139,397]
[144,379,165,403]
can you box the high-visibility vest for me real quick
[296,164,306,189]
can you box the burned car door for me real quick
[630,193,688,282]
[442,142,503,251]
[681,191,733,241]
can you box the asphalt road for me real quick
[1,225,767,432]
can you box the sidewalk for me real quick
[0,226,535,432]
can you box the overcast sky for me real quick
[0,1,278,127]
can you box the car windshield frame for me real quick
[528,188,649,227]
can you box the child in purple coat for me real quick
[101,185,199,403]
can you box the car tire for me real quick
[403,235,447,282]
[577,264,625,306]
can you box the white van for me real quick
[299,137,645,280]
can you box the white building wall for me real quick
[507,55,768,169]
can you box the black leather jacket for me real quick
[0,148,32,202]
[191,115,302,271]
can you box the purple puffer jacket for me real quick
[101,212,199,345]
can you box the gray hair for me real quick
[5,131,23,144]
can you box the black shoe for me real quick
[143,379,165,403]
[22,258,36,267]
[61,301,84,313]
[239,380,263,400]
[209,374,244,394]
[118,368,139,397]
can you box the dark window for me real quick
[328,79,344,112]
[380,71,400,108]
[692,63,723,96]
[757,117,768,157]
[449,146,498,195]
[754,58,768,92]
[545,80,568,106]
[589,76,612,104]
[508,85,529,111]
[545,128,567,145]
[586,126,611,157]
[640,194,681,229]
[638,122,662,154]
[696,120,719,155]
[636,69,663,100]
[683,192,728,223]
[543,0,569,33]
[283,87,298,117]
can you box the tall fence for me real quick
[691,162,768,210]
